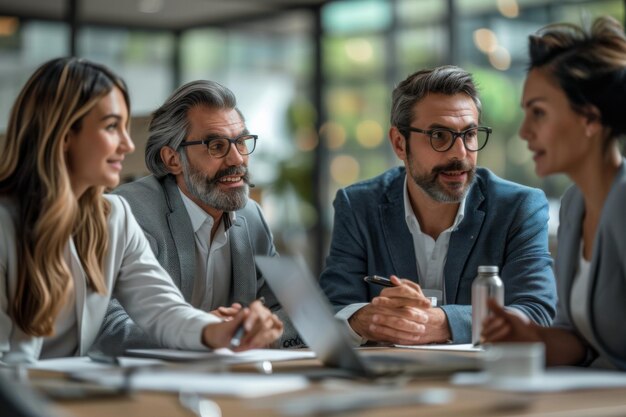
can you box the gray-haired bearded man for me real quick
[96,80,301,350]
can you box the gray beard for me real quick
[180,151,249,212]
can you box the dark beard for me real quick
[408,159,475,203]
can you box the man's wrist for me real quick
[336,303,369,345]
[428,307,452,343]
[348,309,366,337]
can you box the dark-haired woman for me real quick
[482,16,626,370]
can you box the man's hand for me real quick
[416,307,451,344]
[348,275,448,345]
[202,300,283,351]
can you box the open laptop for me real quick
[256,255,481,378]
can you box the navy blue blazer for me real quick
[320,167,557,343]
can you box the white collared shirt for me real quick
[336,174,467,345]
[403,175,466,303]
[571,241,594,344]
[179,188,234,312]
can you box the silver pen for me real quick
[229,296,265,349]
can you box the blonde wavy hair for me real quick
[0,57,130,336]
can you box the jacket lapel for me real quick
[380,175,418,282]
[229,217,256,304]
[163,177,196,300]
[586,162,626,358]
[556,190,584,321]
[68,240,89,355]
[444,182,485,303]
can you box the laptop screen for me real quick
[255,255,367,373]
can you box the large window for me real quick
[181,12,317,256]
[79,27,176,116]
[317,0,623,255]
[0,20,69,131]
[0,0,623,260]
[319,0,623,202]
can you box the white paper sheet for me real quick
[26,357,164,372]
[25,349,315,373]
[24,348,314,374]
[394,343,483,352]
[74,371,309,398]
[452,368,626,392]
[125,348,315,364]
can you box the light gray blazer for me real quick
[97,175,301,349]
[554,161,626,370]
[0,195,218,364]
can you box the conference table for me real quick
[34,348,626,417]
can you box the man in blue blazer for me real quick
[96,80,300,350]
[319,66,556,345]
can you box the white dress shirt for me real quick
[571,242,593,344]
[403,176,466,303]
[179,189,234,311]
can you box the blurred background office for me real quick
[0,0,623,274]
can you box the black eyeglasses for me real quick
[404,126,491,152]
[178,134,257,158]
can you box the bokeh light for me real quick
[320,121,347,150]
[330,154,360,185]
[488,46,511,71]
[355,120,384,148]
[345,38,373,63]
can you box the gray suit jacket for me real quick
[553,161,626,370]
[96,175,301,350]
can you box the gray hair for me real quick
[145,80,243,178]
[390,65,482,138]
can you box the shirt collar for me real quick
[403,174,466,233]
[178,187,237,232]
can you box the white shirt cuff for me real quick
[335,303,369,346]
[505,306,530,323]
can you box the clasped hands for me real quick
[201,299,283,351]
[349,275,451,345]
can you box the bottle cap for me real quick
[478,265,498,273]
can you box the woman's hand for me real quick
[481,298,543,344]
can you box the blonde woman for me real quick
[482,16,626,370]
[0,57,282,363]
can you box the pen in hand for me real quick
[363,275,395,287]
[229,296,265,349]
[364,275,437,306]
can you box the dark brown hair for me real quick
[529,16,626,138]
